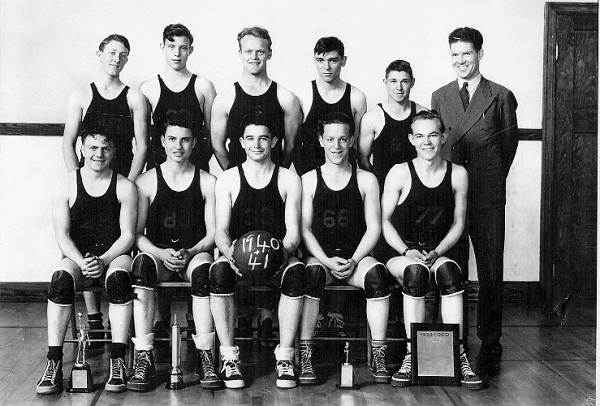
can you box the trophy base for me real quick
[165,367,184,390]
[165,379,184,390]
[336,363,358,389]
[66,365,94,393]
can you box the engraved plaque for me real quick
[411,323,460,386]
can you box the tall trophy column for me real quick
[66,312,94,392]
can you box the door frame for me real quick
[541,2,598,311]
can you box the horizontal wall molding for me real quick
[0,123,542,141]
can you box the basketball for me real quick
[232,230,284,276]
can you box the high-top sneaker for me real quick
[194,349,223,389]
[36,359,63,395]
[299,340,317,385]
[220,359,245,389]
[460,352,483,390]
[275,360,297,389]
[127,350,156,392]
[105,357,127,392]
[391,353,412,387]
[370,342,391,383]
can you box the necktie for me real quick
[460,82,469,111]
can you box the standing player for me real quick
[128,109,219,391]
[358,60,427,187]
[141,23,216,172]
[210,111,304,389]
[381,110,481,390]
[61,34,147,341]
[299,112,391,385]
[36,127,137,395]
[431,27,518,375]
[293,36,367,176]
[211,26,301,170]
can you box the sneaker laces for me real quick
[399,353,412,374]
[223,359,241,378]
[110,358,125,380]
[133,351,151,379]
[276,360,295,377]
[300,345,314,374]
[201,351,217,378]
[372,345,387,373]
[42,360,58,382]
[460,353,476,377]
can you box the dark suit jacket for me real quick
[431,77,518,209]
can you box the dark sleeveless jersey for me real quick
[371,102,417,187]
[149,74,209,171]
[294,80,353,175]
[391,160,454,252]
[225,81,284,168]
[70,170,121,256]
[311,166,366,259]
[146,165,205,250]
[81,83,134,176]
[229,165,286,240]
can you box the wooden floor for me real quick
[0,300,595,406]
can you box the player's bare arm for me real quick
[277,86,302,168]
[196,76,217,138]
[127,89,149,180]
[350,86,367,140]
[52,174,86,268]
[139,77,160,110]
[61,88,90,172]
[187,171,216,256]
[211,92,235,170]
[214,168,239,257]
[278,168,302,255]
[351,170,381,263]
[357,109,381,170]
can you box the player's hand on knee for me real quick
[406,249,427,263]
[226,243,242,277]
[423,250,439,267]
[160,248,181,272]
[83,254,105,278]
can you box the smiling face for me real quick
[314,51,346,83]
[162,36,193,71]
[450,40,482,81]
[385,70,414,104]
[239,35,271,75]
[240,124,276,162]
[161,125,195,163]
[97,40,129,77]
[319,122,352,165]
[82,134,115,172]
[409,118,445,161]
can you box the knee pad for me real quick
[304,264,326,299]
[435,261,464,296]
[131,254,157,290]
[105,270,133,304]
[402,264,430,297]
[48,270,75,305]
[280,262,304,298]
[209,261,236,295]
[364,264,390,299]
[191,263,210,297]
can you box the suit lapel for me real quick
[457,77,495,138]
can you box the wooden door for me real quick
[542,3,598,312]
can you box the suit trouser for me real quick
[468,205,505,345]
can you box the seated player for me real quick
[381,110,482,390]
[36,127,137,395]
[299,112,391,385]
[129,109,219,391]
[211,110,304,389]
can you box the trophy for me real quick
[337,341,357,389]
[166,315,184,389]
[66,313,94,392]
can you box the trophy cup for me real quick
[66,312,94,392]
[337,341,357,389]
[166,315,184,389]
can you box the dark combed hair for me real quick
[99,34,130,52]
[448,27,483,51]
[411,110,445,134]
[239,110,274,135]
[317,111,354,137]
[80,117,115,144]
[163,23,194,44]
[314,36,344,57]
[237,26,272,49]
[163,108,196,136]
[385,59,413,79]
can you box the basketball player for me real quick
[299,112,391,385]
[140,23,216,172]
[381,110,482,390]
[293,36,367,176]
[36,127,137,395]
[358,60,427,187]
[210,110,304,389]
[211,26,302,170]
[128,109,219,391]
[61,34,147,342]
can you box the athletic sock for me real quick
[110,342,127,359]
[46,346,63,362]
[88,312,102,321]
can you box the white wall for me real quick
[0,0,585,282]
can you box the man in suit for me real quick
[431,27,518,376]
